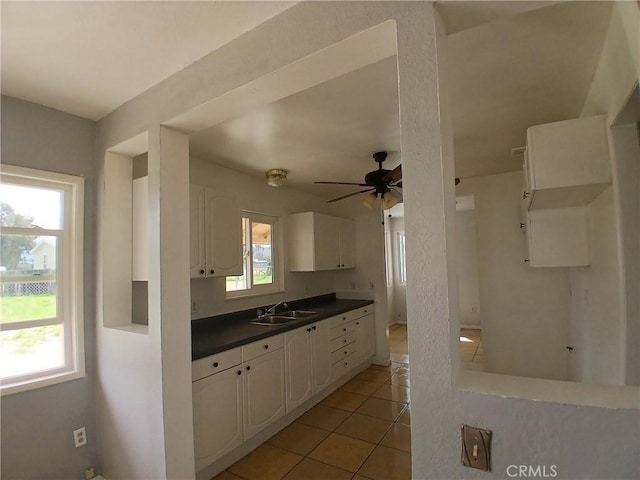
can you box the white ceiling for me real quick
[1,1,613,201]
[1,1,295,120]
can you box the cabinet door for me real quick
[311,321,332,394]
[189,185,207,278]
[338,217,356,269]
[527,207,589,267]
[284,327,312,412]
[192,367,243,471]
[313,213,340,270]
[204,191,243,277]
[242,348,285,440]
[355,314,376,364]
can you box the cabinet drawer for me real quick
[330,331,355,352]
[329,305,374,328]
[192,347,242,382]
[331,355,355,381]
[242,334,284,362]
[330,321,356,340]
[330,342,356,364]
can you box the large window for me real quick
[0,165,84,395]
[226,212,282,298]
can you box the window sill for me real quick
[1,369,85,396]
[225,287,285,301]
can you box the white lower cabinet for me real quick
[192,366,243,472]
[284,322,332,413]
[192,304,374,473]
[242,347,286,439]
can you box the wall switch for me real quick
[461,425,491,471]
[191,300,199,314]
[73,427,87,448]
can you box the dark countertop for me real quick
[191,293,374,361]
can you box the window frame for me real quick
[0,165,85,395]
[225,211,283,299]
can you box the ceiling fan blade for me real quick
[315,181,370,186]
[327,188,374,203]
[383,164,402,183]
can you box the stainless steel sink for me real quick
[279,310,317,318]
[250,310,317,326]
[251,315,298,326]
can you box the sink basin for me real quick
[250,310,317,326]
[279,310,317,319]
[251,315,299,326]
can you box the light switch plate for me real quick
[461,425,492,471]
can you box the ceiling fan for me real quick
[315,151,461,209]
[315,151,403,209]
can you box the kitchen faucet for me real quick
[257,301,288,318]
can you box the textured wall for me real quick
[1,95,98,480]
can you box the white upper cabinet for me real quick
[524,115,611,210]
[288,211,356,271]
[190,184,242,278]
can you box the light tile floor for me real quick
[390,323,485,370]
[213,363,412,480]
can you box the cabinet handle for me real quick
[524,258,530,263]
[237,370,242,375]
[210,269,215,275]
[343,328,347,332]
[341,264,344,267]
[519,223,526,228]
[343,339,347,343]
[344,362,348,366]
[264,344,269,350]
[356,322,360,326]
[246,366,251,371]
[342,317,346,320]
[344,351,348,355]
[337,264,341,268]
[213,362,219,368]
[523,191,530,199]
[307,328,312,333]
[312,326,316,331]
[199,269,205,275]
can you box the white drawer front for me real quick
[330,342,356,364]
[242,334,284,362]
[192,347,242,382]
[330,321,356,340]
[330,331,356,352]
[331,355,355,381]
[329,305,374,328]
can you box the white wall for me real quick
[568,188,624,385]
[456,172,571,380]
[455,209,481,327]
[1,95,98,480]
[574,0,639,386]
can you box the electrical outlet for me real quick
[191,300,199,314]
[73,427,87,448]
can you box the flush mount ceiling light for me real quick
[265,169,288,187]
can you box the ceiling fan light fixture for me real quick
[382,191,401,210]
[362,192,377,209]
[265,169,288,187]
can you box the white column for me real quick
[148,125,195,479]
